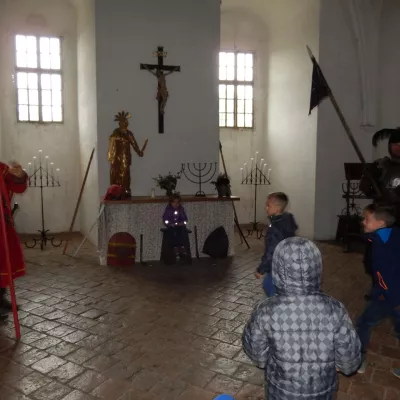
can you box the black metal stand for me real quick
[25,158,62,251]
[181,162,217,196]
[241,164,270,239]
[336,162,372,252]
[139,233,148,265]
[194,225,200,258]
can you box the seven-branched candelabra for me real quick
[181,162,217,197]
[25,150,62,250]
[241,152,272,238]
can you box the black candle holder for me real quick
[181,162,217,196]
[25,154,62,251]
[241,163,271,239]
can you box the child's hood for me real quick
[272,237,322,295]
[270,212,298,234]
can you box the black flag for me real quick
[308,57,330,115]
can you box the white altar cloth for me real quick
[98,196,239,264]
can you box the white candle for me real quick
[262,163,267,174]
[250,158,254,172]
[45,156,49,181]
[56,168,60,184]
[240,168,244,181]
[28,162,32,176]
[33,156,37,171]
[38,150,42,166]
[255,151,258,165]
[50,162,54,185]
[267,168,272,181]
[259,158,264,169]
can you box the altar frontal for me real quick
[98,196,238,265]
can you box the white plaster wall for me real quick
[74,0,99,245]
[0,0,79,234]
[219,0,319,237]
[377,0,400,138]
[264,0,320,239]
[314,0,379,240]
[95,0,220,198]
[220,5,269,225]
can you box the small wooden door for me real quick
[107,232,136,266]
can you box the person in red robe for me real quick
[0,162,28,316]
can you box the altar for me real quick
[98,196,239,265]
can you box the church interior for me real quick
[1,0,400,399]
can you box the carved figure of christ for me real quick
[140,46,181,134]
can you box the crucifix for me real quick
[140,46,181,134]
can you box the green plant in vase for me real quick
[153,172,181,197]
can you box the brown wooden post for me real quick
[62,147,95,255]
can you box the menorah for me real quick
[181,162,217,196]
[25,150,62,250]
[241,152,271,239]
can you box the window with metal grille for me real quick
[15,34,63,123]
[219,51,254,129]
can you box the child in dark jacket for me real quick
[162,193,188,257]
[255,192,298,297]
[362,204,375,301]
[356,204,400,376]
[244,237,361,400]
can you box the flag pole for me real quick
[306,46,365,164]
[306,46,381,197]
[219,141,250,249]
[0,176,21,339]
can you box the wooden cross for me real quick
[140,46,181,134]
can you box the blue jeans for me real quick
[263,273,276,297]
[356,299,400,353]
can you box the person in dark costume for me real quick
[360,127,400,301]
[360,127,400,221]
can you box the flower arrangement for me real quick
[153,172,181,197]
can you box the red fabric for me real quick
[104,185,127,200]
[107,232,136,266]
[0,163,27,288]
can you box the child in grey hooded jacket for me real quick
[243,237,361,400]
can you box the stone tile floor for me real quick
[0,236,399,399]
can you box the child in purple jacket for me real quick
[162,193,188,257]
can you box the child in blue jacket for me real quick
[356,204,400,375]
[255,192,298,296]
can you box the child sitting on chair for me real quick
[162,193,188,258]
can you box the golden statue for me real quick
[108,111,148,196]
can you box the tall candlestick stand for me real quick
[241,157,271,239]
[25,151,62,250]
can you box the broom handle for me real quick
[63,147,95,255]
[73,204,105,258]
